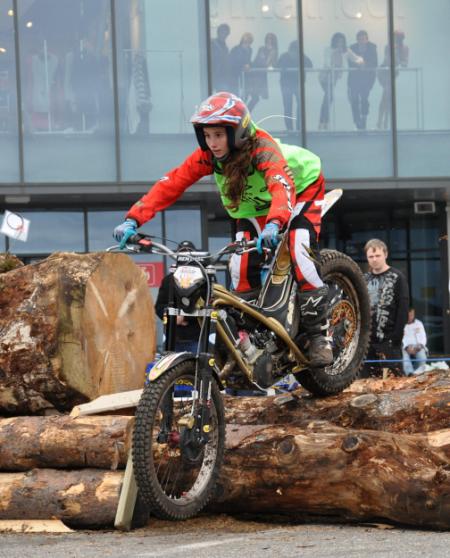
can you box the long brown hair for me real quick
[221,135,257,210]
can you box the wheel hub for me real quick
[330,300,356,347]
[167,430,180,448]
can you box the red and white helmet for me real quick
[190,92,252,151]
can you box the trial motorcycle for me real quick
[112,189,371,520]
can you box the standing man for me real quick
[363,239,409,377]
[211,23,231,92]
[347,30,378,130]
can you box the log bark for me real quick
[0,253,24,273]
[0,416,133,471]
[0,252,155,415]
[0,469,122,527]
[213,423,450,529]
[0,375,447,529]
[224,371,450,434]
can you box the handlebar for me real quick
[107,233,284,263]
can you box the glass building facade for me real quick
[0,0,449,353]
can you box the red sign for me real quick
[136,262,165,288]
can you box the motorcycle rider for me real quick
[113,92,332,368]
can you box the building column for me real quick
[445,203,450,353]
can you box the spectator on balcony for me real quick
[211,23,231,92]
[318,32,363,130]
[245,32,278,112]
[229,32,253,97]
[376,30,409,130]
[347,30,378,131]
[278,40,313,131]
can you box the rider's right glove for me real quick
[256,221,280,254]
[113,218,137,249]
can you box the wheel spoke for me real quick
[132,362,225,519]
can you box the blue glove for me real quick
[257,221,280,254]
[113,219,137,249]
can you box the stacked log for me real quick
[0,415,131,527]
[0,373,447,529]
[0,252,158,528]
[0,252,155,415]
[213,371,450,529]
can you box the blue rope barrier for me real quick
[364,357,450,364]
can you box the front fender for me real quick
[148,352,195,382]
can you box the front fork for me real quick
[188,310,219,445]
[160,308,219,446]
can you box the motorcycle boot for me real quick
[297,285,333,368]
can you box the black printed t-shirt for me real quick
[364,266,409,345]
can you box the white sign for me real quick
[1,210,30,242]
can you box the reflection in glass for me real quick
[303,1,393,178]
[396,0,450,176]
[9,211,84,254]
[376,30,408,131]
[0,0,19,181]
[18,0,115,181]
[410,259,442,354]
[278,40,307,132]
[88,210,162,252]
[211,23,231,92]
[210,0,301,139]
[165,209,202,250]
[116,0,206,181]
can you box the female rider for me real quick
[113,91,332,367]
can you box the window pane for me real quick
[9,211,84,253]
[210,0,302,139]
[165,209,202,250]
[396,0,450,176]
[88,210,162,251]
[303,0,393,177]
[410,258,442,354]
[0,0,19,181]
[116,0,206,181]
[18,0,116,182]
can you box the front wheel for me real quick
[132,360,225,520]
[295,249,371,396]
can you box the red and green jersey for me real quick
[127,127,322,228]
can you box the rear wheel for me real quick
[132,360,225,519]
[295,249,370,396]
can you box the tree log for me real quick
[0,253,23,273]
[0,469,122,527]
[0,375,447,529]
[0,416,133,471]
[213,423,450,529]
[224,371,450,433]
[0,252,155,415]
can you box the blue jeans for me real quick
[402,348,427,376]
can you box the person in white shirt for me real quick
[402,308,428,375]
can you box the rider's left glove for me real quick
[257,221,280,254]
[113,218,138,249]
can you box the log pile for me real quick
[0,252,155,415]
[0,415,131,527]
[0,253,448,529]
[0,372,447,529]
[214,371,450,529]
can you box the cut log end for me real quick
[0,252,156,414]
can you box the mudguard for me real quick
[148,352,195,382]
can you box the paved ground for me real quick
[0,515,448,558]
